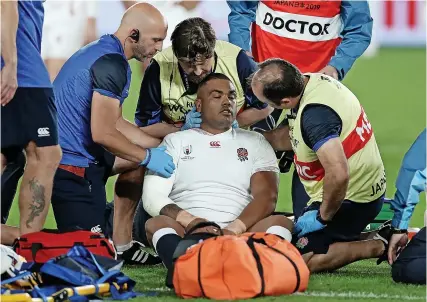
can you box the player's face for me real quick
[178,55,214,84]
[133,26,167,62]
[201,79,237,128]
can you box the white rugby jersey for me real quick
[143,128,279,227]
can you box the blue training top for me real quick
[391,129,426,230]
[53,34,131,167]
[1,0,51,88]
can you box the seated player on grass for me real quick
[141,73,293,271]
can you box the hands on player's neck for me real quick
[200,121,231,135]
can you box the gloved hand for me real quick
[140,146,175,178]
[294,210,326,238]
[231,119,239,129]
[181,107,202,131]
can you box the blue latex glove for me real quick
[140,146,176,178]
[232,119,239,129]
[294,210,326,238]
[181,107,202,131]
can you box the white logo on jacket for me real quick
[37,127,50,137]
[256,2,343,42]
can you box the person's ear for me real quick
[281,97,292,107]
[195,99,202,113]
[129,29,140,43]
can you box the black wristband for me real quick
[316,211,330,225]
[391,227,408,234]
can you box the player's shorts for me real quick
[292,196,384,255]
[51,153,115,233]
[1,88,58,151]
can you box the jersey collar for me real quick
[109,34,125,55]
[192,127,233,137]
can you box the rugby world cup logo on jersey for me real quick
[181,145,195,161]
[184,145,192,155]
[237,148,248,162]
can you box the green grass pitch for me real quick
[5,48,427,301]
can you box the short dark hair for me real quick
[256,58,304,105]
[171,17,216,61]
[197,73,232,91]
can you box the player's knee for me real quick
[260,214,293,233]
[145,216,165,242]
[270,214,294,232]
[145,216,180,245]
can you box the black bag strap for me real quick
[248,234,301,293]
[246,235,265,297]
[185,221,223,237]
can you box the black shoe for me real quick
[117,241,162,265]
[373,220,392,265]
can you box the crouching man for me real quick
[142,73,293,270]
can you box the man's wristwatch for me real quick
[391,227,408,234]
[316,211,331,225]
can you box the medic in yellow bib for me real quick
[251,58,389,272]
[134,17,273,139]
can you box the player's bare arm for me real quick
[0,0,18,106]
[160,204,209,232]
[116,117,161,148]
[316,137,349,221]
[236,106,274,128]
[262,125,293,151]
[91,91,148,163]
[143,164,213,233]
[138,123,180,139]
[160,204,199,229]
[225,171,279,234]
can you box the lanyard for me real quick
[182,72,190,91]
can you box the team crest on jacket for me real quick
[296,237,309,250]
[237,148,248,162]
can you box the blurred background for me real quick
[6,0,427,228]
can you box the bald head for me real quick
[120,3,166,30]
[251,58,305,108]
[116,3,167,61]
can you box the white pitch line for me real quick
[146,287,171,292]
[294,291,426,300]
[145,288,425,300]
